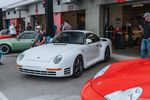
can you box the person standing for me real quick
[26,22,32,31]
[53,24,57,34]
[126,20,134,47]
[108,25,114,42]
[0,50,3,65]
[139,12,150,58]
[9,24,17,35]
[62,20,72,31]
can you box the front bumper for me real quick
[81,80,105,100]
[17,65,72,77]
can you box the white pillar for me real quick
[85,1,100,36]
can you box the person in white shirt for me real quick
[9,24,17,35]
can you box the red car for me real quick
[81,58,150,100]
[0,29,17,39]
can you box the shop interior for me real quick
[104,3,150,51]
[62,10,85,30]
[122,4,148,46]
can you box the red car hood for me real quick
[0,35,16,39]
[91,58,150,98]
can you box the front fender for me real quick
[59,49,84,75]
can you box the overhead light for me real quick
[132,4,144,7]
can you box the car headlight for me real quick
[105,87,143,100]
[53,55,62,64]
[17,53,25,61]
[94,65,110,79]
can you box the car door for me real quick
[12,32,36,51]
[84,33,100,64]
[91,34,101,58]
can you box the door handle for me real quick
[96,45,102,47]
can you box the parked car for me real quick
[0,29,17,39]
[81,58,150,100]
[0,29,10,35]
[125,29,142,45]
[0,31,36,54]
[17,30,112,78]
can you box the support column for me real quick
[45,0,54,37]
[0,8,3,30]
[85,2,100,36]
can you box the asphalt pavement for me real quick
[0,52,139,100]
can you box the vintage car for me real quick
[0,31,36,54]
[0,29,17,39]
[17,30,112,78]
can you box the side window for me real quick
[19,32,36,39]
[19,33,27,39]
[18,34,25,39]
[86,33,100,43]
[92,34,100,42]
[28,33,36,39]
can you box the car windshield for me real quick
[52,32,85,44]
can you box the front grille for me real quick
[18,68,56,76]
[64,67,71,75]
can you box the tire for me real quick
[104,46,110,62]
[72,55,84,78]
[0,44,11,54]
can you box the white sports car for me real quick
[17,30,112,78]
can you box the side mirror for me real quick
[86,39,92,44]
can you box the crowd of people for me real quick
[106,12,150,58]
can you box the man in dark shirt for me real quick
[140,12,150,58]
[31,25,46,47]
[26,22,32,31]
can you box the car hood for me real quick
[91,58,150,97]
[0,35,14,39]
[24,44,80,62]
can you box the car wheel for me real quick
[104,46,110,62]
[72,55,83,78]
[0,44,11,54]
